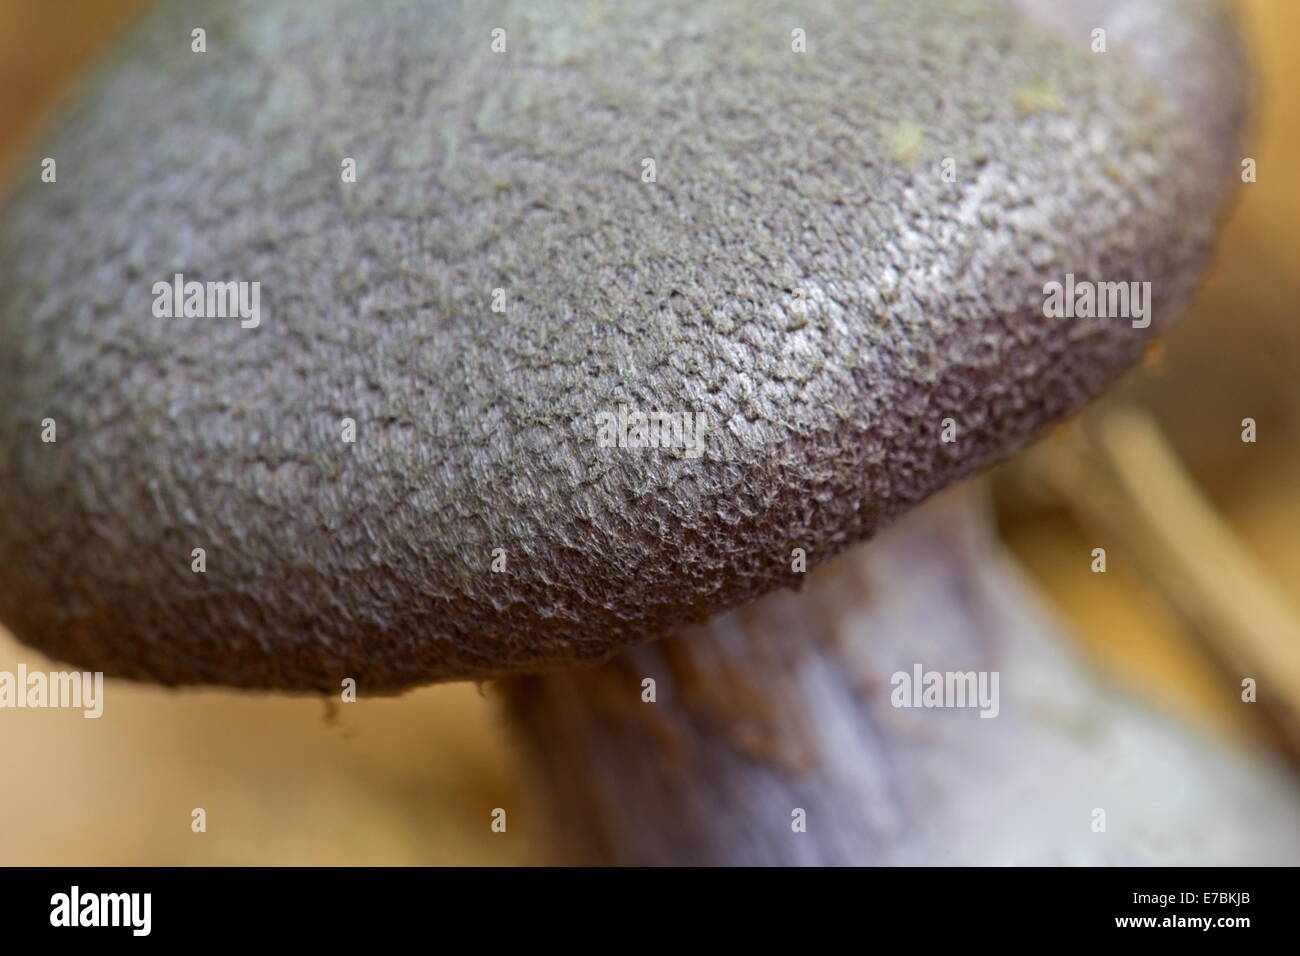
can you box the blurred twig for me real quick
[1034,409,1300,761]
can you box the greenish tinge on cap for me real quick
[0,0,1248,690]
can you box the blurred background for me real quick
[0,0,1297,865]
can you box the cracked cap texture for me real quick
[0,0,1247,689]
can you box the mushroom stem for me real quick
[501,485,1300,865]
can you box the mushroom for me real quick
[1,0,1297,864]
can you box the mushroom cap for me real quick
[0,0,1247,691]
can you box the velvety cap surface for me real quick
[0,0,1246,689]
